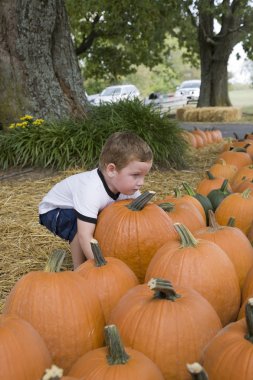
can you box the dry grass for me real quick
[0,142,224,311]
[176,106,242,122]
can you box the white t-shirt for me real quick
[39,168,140,224]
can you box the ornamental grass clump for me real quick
[0,99,189,170]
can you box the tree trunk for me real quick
[197,1,244,107]
[0,0,88,125]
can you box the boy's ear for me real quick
[106,163,117,177]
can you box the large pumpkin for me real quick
[68,324,165,379]
[75,239,139,322]
[145,223,241,326]
[109,278,222,380]
[94,191,178,282]
[0,314,52,380]
[201,298,253,379]
[3,250,105,373]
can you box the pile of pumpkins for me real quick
[2,130,253,379]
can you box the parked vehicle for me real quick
[175,80,201,103]
[91,84,140,105]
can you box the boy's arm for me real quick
[76,219,96,260]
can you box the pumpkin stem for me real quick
[127,191,156,211]
[173,187,181,197]
[148,278,181,301]
[182,182,196,196]
[41,364,63,380]
[208,210,220,230]
[105,324,130,365]
[206,171,215,180]
[90,239,107,267]
[158,202,175,212]
[245,298,253,343]
[174,223,199,248]
[187,363,209,379]
[242,188,252,199]
[220,179,229,192]
[227,217,235,227]
[44,249,66,273]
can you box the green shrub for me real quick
[0,99,189,170]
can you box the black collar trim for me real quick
[97,168,120,200]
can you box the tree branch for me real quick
[75,13,101,56]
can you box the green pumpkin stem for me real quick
[105,325,130,365]
[187,363,209,380]
[220,179,229,192]
[206,171,215,180]
[90,238,107,267]
[173,187,182,197]
[174,222,199,247]
[158,202,175,212]
[44,249,66,272]
[182,182,196,196]
[245,298,253,343]
[127,191,156,211]
[227,217,235,227]
[148,278,181,301]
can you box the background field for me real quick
[229,89,253,114]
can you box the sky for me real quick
[228,43,252,84]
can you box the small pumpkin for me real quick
[196,170,231,196]
[182,182,213,224]
[209,159,238,183]
[215,188,253,235]
[194,211,253,289]
[207,179,232,211]
[217,147,252,170]
[68,324,165,379]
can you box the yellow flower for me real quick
[20,115,33,121]
[32,118,44,126]
[9,124,16,129]
[16,122,28,128]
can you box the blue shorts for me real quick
[39,208,77,243]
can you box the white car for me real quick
[175,80,201,103]
[92,84,140,105]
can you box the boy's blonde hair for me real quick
[99,131,153,171]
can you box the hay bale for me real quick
[176,106,242,122]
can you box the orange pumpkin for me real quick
[145,223,241,326]
[217,148,252,170]
[75,239,139,322]
[68,324,164,379]
[3,250,105,373]
[94,191,178,282]
[215,188,253,235]
[0,314,52,380]
[201,298,253,379]
[109,278,221,380]
[194,211,253,289]
[157,201,206,232]
[209,159,238,182]
[196,170,231,196]
[231,164,253,191]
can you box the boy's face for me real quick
[106,160,152,195]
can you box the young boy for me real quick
[39,131,153,269]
